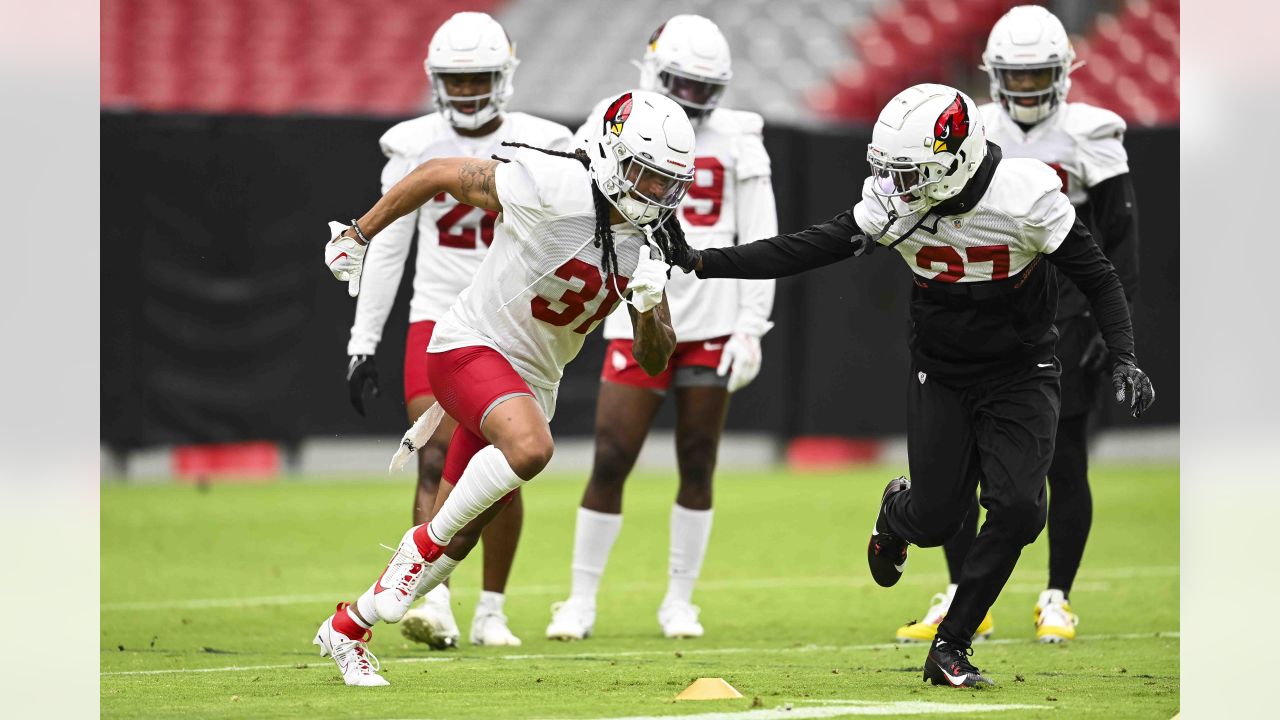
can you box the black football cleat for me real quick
[867,476,911,587]
[923,638,994,688]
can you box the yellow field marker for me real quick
[675,677,744,700]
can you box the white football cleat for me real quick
[471,607,523,647]
[313,607,388,687]
[400,585,460,650]
[373,526,437,623]
[545,598,595,641]
[658,600,704,639]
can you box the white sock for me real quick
[664,504,713,606]
[355,583,381,624]
[416,555,460,599]
[423,582,451,607]
[476,591,505,614]
[570,507,623,603]
[428,446,524,546]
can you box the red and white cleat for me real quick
[313,604,388,687]
[373,526,441,623]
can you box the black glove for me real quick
[347,354,381,417]
[850,232,877,257]
[1077,331,1109,374]
[673,246,702,274]
[1111,360,1154,418]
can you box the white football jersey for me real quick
[980,102,1128,207]
[429,147,650,401]
[346,112,572,356]
[574,101,777,342]
[853,157,1076,283]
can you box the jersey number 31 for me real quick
[530,259,630,334]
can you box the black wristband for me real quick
[350,219,370,245]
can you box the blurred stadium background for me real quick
[100,0,1179,480]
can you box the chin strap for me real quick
[853,208,936,257]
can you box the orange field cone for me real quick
[675,677,744,700]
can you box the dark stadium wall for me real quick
[100,113,1179,449]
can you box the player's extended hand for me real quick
[1111,360,1155,418]
[628,245,670,313]
[347,355,380,417]
[325,221,367,297]
[717,332,763,393]
[672,246,702,274]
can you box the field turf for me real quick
[101,464,1178,718]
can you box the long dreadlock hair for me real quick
[497,141,695,279]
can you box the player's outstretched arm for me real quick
[325,158,502,296]
[1046,218,1154,417]
[351,158,502,242]
[629,296,676,376]
[686,210,867,279]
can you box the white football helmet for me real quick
[866,84,987,216]
[980,5,1082,125]
[588,90,696,229]
[424,12,519,130]
[637,15,732,123]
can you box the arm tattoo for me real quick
[458,160,498,206]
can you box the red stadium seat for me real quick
[101,0,502,115]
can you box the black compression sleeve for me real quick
[1045,218,1136,365]
[1086,173,1139,303]
[697,209,862,279]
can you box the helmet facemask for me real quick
[656,68,727,122]
[867,147,948,215]
[609,152,693,227]
[987,62,1066,125]
[429,67,512,130]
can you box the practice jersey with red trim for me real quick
[346,112,572,356]
[429,147,649,394]
[574,101,778,342]
[979,101,1128,206]
[853,157,1076,283]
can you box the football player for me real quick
[545,15,776,642]
[346,11,572,650]
[895,5,1140,646]
[676,84,1154,687]
[316,91,698,686]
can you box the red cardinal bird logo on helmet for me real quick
[605,92,634,137]
[932,93,970,155]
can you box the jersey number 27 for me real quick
[916,245,1011,283]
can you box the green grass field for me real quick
[101,464,1178,719]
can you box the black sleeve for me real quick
[1086,173,1139,304]
[1045,218,1136,366]
[697,209,862,280]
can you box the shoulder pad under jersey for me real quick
[506,112,574,150]
[1062,102,1127,142]
[997,158,1069,223]
[378,114,449,159]
[707,108,770,179]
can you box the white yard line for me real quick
[101,631,1179,677]
[100,566,1177,612]
[564,700,1058,719]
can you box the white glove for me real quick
[325,221,367,298]
[389,402,447,472]
[716,332,763,393]
[627,244,670,314]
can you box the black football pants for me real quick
[944,314,1100,596]
[881,361,1060,647]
